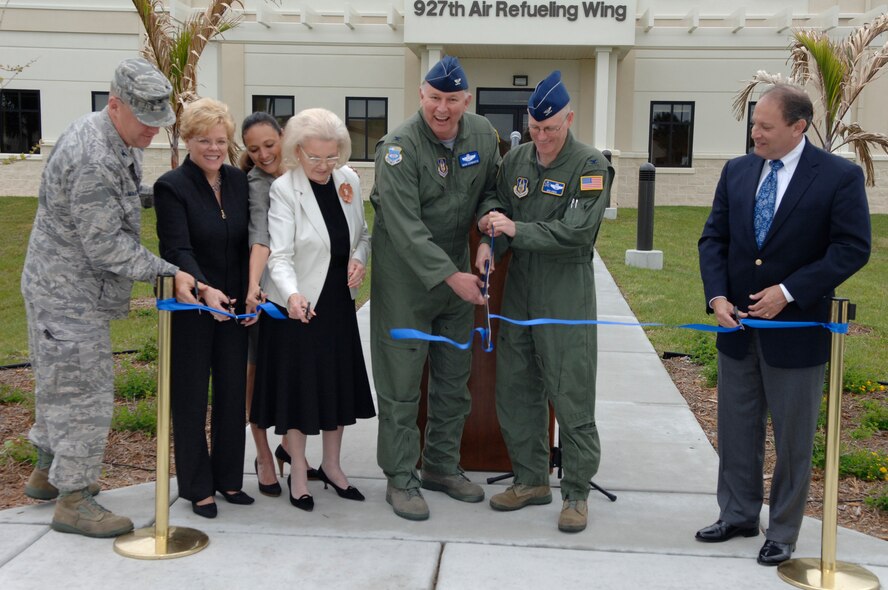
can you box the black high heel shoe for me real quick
[286,475,314,511]
[275,444,321,480]
[255,458,282,497]
[317,467,365,501]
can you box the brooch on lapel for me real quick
[339,182,354,204]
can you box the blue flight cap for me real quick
[425,56,468,92]
[528,70,570,121]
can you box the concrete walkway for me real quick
[1,254,885,589]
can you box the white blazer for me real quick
[266,165,370,309]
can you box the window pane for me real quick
[477,90,533,106]
[273,97,294,117]
[348,99,366,118]
[367,99,386,119]
[649,101,693,168]
[92,92,109,112]
[367,119,386,149]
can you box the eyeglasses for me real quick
[194,137,229,149]
[528,112,570,135]
[300,147,339,166]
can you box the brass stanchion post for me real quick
[114,275,209,559]
[777,298,880,589]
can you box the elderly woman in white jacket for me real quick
[251,108,374,512]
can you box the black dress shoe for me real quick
[255,458,282,497]
[219,490,255,505]
[757,540,795,566]
[191,501,217,519]
[695,520,759,542]
[317,467,365,501]
[287,475,314,512]
[274,444,320,480]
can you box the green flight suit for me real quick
[370,110,500,489]
[490,132,612,500]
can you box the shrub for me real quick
[865,492,888,512]
[0,384,32,405]
[112,400,157,435]
[114,363,156,400]
[689,334,718,388]
[135,337,158,363]
[860,400,888,431]
[0,436,37,466]
[838,450,888,481]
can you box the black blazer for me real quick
[698,140,871,368]
[154,156,250,311]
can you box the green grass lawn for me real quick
[3,197,884,385]
[595,207,887,382]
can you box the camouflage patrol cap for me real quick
[110,57,176,127]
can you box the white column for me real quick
[421,45,443,79]
[594,47,612,150]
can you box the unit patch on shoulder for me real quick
[513,176,529,198]
[385,146,403,166]
[541,178,565,196]
[580,175,604,191]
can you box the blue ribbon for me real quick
[156,298,288,321]
[391,315,848,350]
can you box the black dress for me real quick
[252,178,375,435]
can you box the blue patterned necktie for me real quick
[753,159,783,248]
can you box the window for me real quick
[745,101,756,154]
[346,97,387,161]
[92,91,109,112]
[1,89,41,154]
[252,95,294,128]
[648,101,694,167]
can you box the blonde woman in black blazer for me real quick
[251,108,374,511]
[154,97,253,519]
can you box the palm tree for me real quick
[733,13,888,186]
[132,0,242,168]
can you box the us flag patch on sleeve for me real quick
[580,175,604,191]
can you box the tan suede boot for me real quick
[420,469,484,502]
[558,499,588,533]
[25,467,100,500]
[489,484,552,511]
[385,482,430,521]
[51,489,133,538]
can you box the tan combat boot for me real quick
[51,489,134,538]
[420,469,484,502]
[489,484,552,511]
[558,499,588,533]
[385,482,430,521]
[25,467,100,500]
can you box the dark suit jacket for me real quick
[698,139,871,368]
[154,156,250,312]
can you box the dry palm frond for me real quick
[732,15,888,185]
[731,71,788,120]
[131,0,243,168]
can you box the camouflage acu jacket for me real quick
[21,109,176,321]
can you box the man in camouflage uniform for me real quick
[21,57,196,538]
[370,56,500,520]
[477,71,613,533]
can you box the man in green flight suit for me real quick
[370,56,501,521]
[476,70,613,533]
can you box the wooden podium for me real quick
[417,232,554,472]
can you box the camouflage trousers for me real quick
[26,303,113,492]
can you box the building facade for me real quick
[1,0,886,211]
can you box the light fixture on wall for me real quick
[512,75,528,87]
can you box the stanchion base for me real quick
[113,526,209,560]
[778,558,881,590]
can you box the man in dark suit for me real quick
[696,84,871,566]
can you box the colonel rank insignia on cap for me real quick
[528,70,570,122]
[425,56,468,93]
